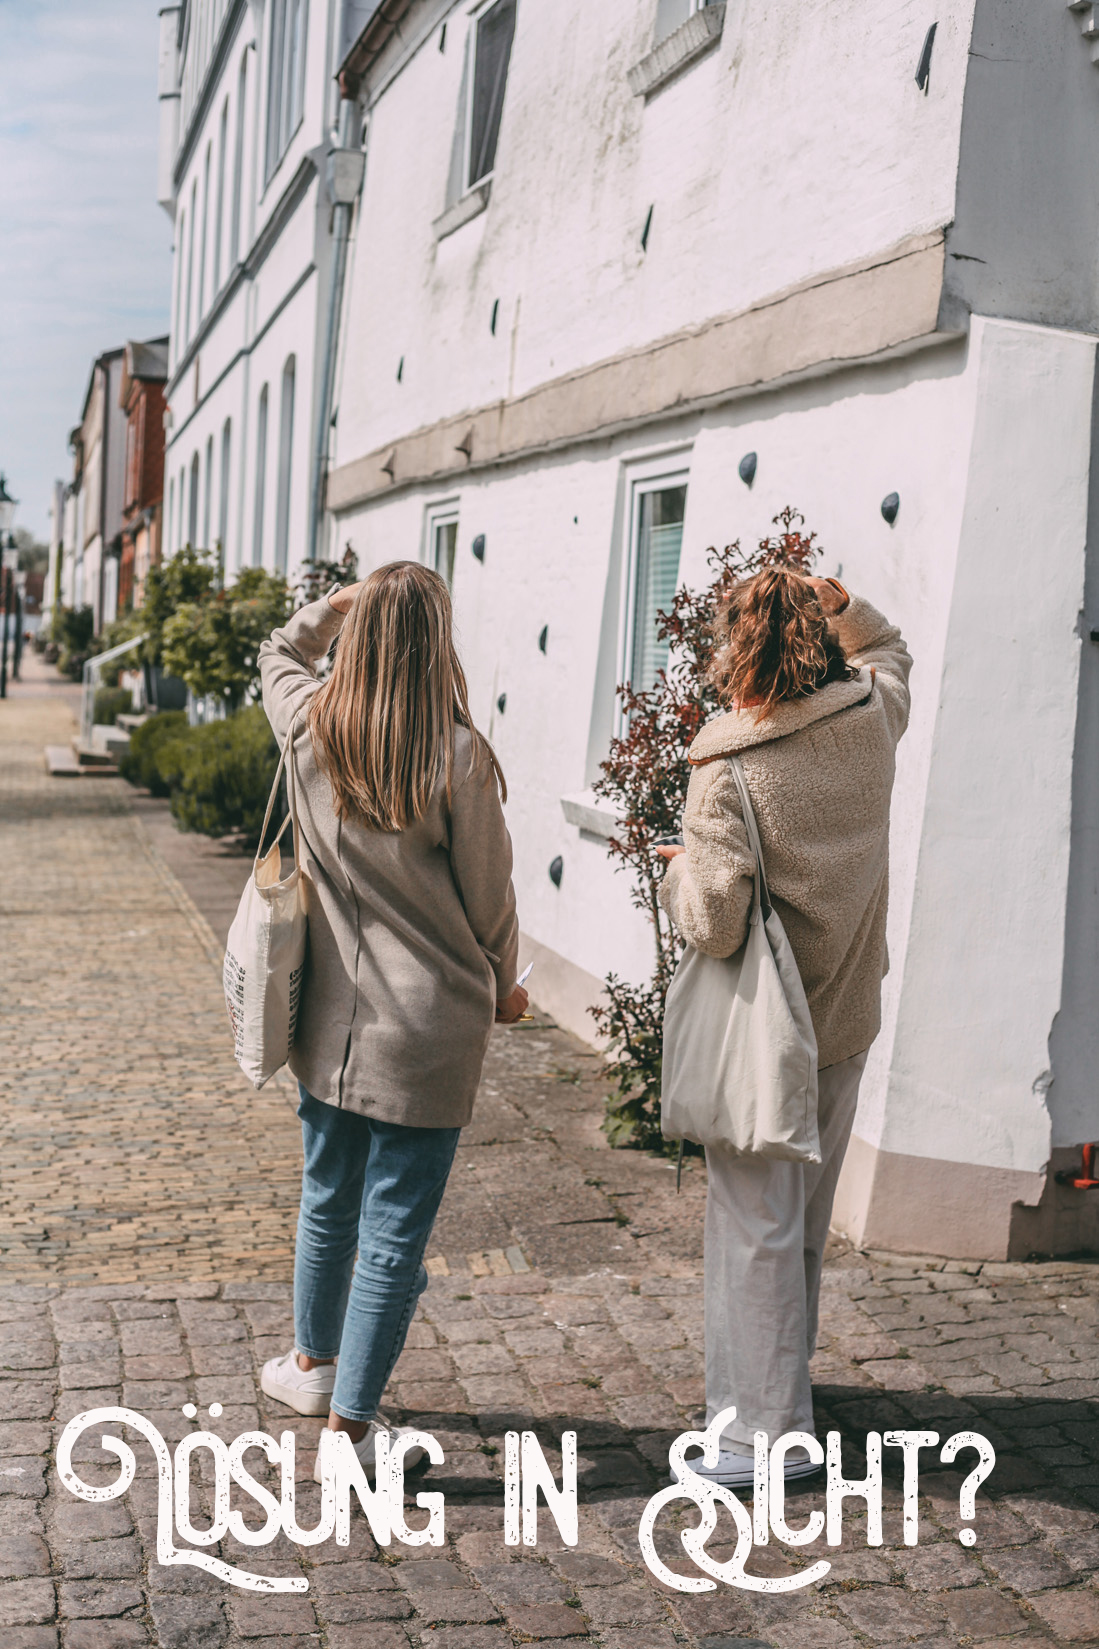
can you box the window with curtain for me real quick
[219,418,232,563]
[274,356,295,574]
[198,143,211,319]
[426,504,459,587]
[253,386,269,567]
[172,209,186,361]
[468,0,516,188]
[203,435,213,548]
[214,98,227,293]
[628,482,686,693]
[188,453,200,548]
[184,181,197,345]
[266,0,308,177]
[230,54,247,266]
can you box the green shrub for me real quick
[119,711,188,796]
[167,705,279,847]
[161,567,293,710]
[93,686,132,726]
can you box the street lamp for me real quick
[0,473,17,699]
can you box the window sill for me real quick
[560,790,622,842]
[627,2,726,99]
[433,180,492,242]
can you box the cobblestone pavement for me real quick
[5,670,1099,1647]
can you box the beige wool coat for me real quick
[658,595,912,1070]
[258,596,519,1128]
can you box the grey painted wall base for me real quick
[1009,1149,1099,1260]
[833,1133,1046,1262]
[517,930,609,1049]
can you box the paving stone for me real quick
[324,1626,411,1649]
[505,1602,589,1637]
[148,1594,228,1648]
[227,1593,316,1636]
[1032,1587,1099,1641]
[0,1536,51,1578]
[938,1585,1028,1637]
[0,1579,56,1625]
[0,1630,59,1649]
[58,1579,144,1618]
[836,1587,945,1640]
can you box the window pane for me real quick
[469,0,516,186]
[434,520,457,587]
[630,483,686,693]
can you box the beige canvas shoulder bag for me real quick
[661,755,821,1162]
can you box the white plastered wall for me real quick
[867,316,1095,1181]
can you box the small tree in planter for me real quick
[590,507,820,1151]
[161,567,294,712]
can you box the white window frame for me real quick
[616,450,691,734]
[463,0,516,195]
[423,498,460,587]
[655,0,716,44]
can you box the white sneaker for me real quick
[684,1446,820,1488]
[312,1418,427,1483]
[260,1348,337,1417]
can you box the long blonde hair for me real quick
[308,560,505,831]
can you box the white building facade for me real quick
[321,0,1099,1260]
[156,0,364,587]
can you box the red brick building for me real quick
[119,337,169,610]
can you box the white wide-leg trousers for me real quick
[703,1049,868,1450]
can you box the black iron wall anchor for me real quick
[881,492,900,526]
[1055,1144,1099,1190]
[538,625,548,653]
[496,692,507,714]
[548,855,563,888]
[915,22,937,94]
[738,451,757,487]
[472,534,486,562]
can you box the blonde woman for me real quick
[256,563,527,1473]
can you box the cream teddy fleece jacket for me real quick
[658,595,912,1070]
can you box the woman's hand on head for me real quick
[327,580,366,615]
[803,576,850,615]
[655,844,685,861]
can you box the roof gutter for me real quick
[338,0,417,83]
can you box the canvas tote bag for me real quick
[223,716,309,1088]
[661,756,820,1162]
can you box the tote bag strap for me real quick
[254,712,302,869]
[728,755,772,920]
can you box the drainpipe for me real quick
[308,69,365,566]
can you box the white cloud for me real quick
[0,0,172,537]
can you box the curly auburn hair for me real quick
[709,567,854,721]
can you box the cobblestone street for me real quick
[5,671,1099,1648]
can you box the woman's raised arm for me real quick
[259,596,346,743]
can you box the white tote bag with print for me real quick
[223,718,309,1088]
[661,756,820,1163]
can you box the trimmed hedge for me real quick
[119,711,188,797]
[166,705,279,846]
[93,686,132,726]
[119,705,278,847]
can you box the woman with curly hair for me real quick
[657,569,912,1485]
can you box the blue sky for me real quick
[0,0,172,540]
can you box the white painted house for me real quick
[156,0,365,588]
[319,0,1099,1261]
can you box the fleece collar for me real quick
[688,667,875,763]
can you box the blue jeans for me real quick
[294,1087,461,1422]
